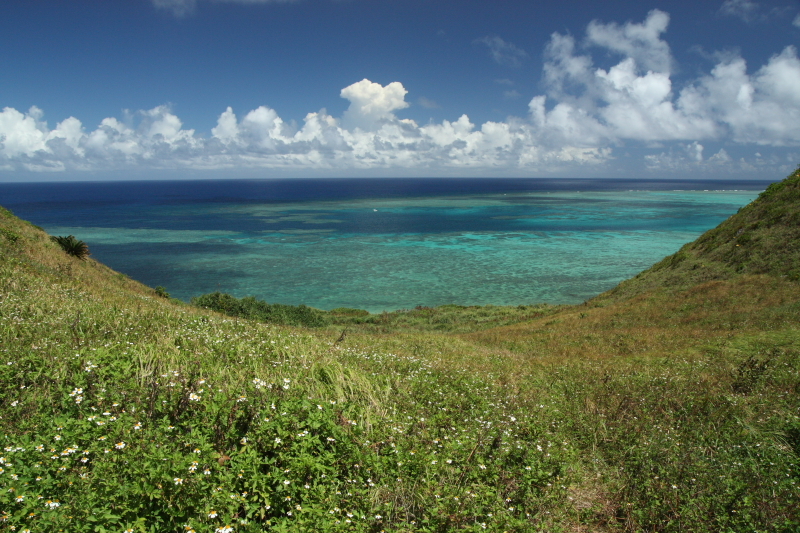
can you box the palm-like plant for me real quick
[51,235,90,260]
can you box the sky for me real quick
[1,0,799,181]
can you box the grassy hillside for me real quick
[1,170,799,533]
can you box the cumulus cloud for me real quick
[586,9,673,74]
[3,11,800,177]
[340,79,410,130]
[533,9,800,150]
[475,36,528,67]
[0,80,612,174]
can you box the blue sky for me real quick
[1,0,799,180]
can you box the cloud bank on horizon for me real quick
[1,9,799,178]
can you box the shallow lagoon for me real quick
[0,178,767,312]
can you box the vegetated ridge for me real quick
[0,168,798,533]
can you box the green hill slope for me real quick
[1,169,800,533]
[600,166,800,301]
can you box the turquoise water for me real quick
[22,184,762,312]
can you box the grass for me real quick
[1,169,799,532]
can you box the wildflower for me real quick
[208,510,218,518]
[479,464,486,470]
[240,437,247,445]
[174,478,184,485]
[283,480,290,485]
[215,526,233,533]
[236,396,246,403]
[203,469,211,475]
[54,435,62,441]
[115,442,126,450]
[188,393,201,401]
[133,422,142,430]
[16,495,24,502]
[45,500,61,509]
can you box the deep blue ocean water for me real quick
[0,178,770,312]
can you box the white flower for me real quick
[115,442,126,450]
[174,478,184,485]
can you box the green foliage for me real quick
[51,235,91,260]
[154,286,171,299]
[192,292,330,328]
[2,165,800,533]
[0,227,19,244]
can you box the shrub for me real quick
[191,292,330,328]
[51,235,90,260]
[154,286,171,299]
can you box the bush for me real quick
[154,286,171,299]
[191,292,330,328]
[51,235,90,260]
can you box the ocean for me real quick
[0,178,770,312]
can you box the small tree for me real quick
[51,235,90,260]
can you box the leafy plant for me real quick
[0,227,19,243]
[155,286,171,299]
[51,234,90,260]
[192,292,330,328]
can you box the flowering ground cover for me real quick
[1,169,799,532]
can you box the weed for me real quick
[51,235,90,260]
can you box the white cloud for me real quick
[417,97,440,109]
[586,9,673,74]
[684,46,800,145]
[718,0,761,22]
[794,13,800,27]
[153,0,297,17]
[718,0,795,24]
[534,11,800,149]
[152,0,196,17]
[340,79,410,130]
[475,36,528,67]
[3,12,800,177]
